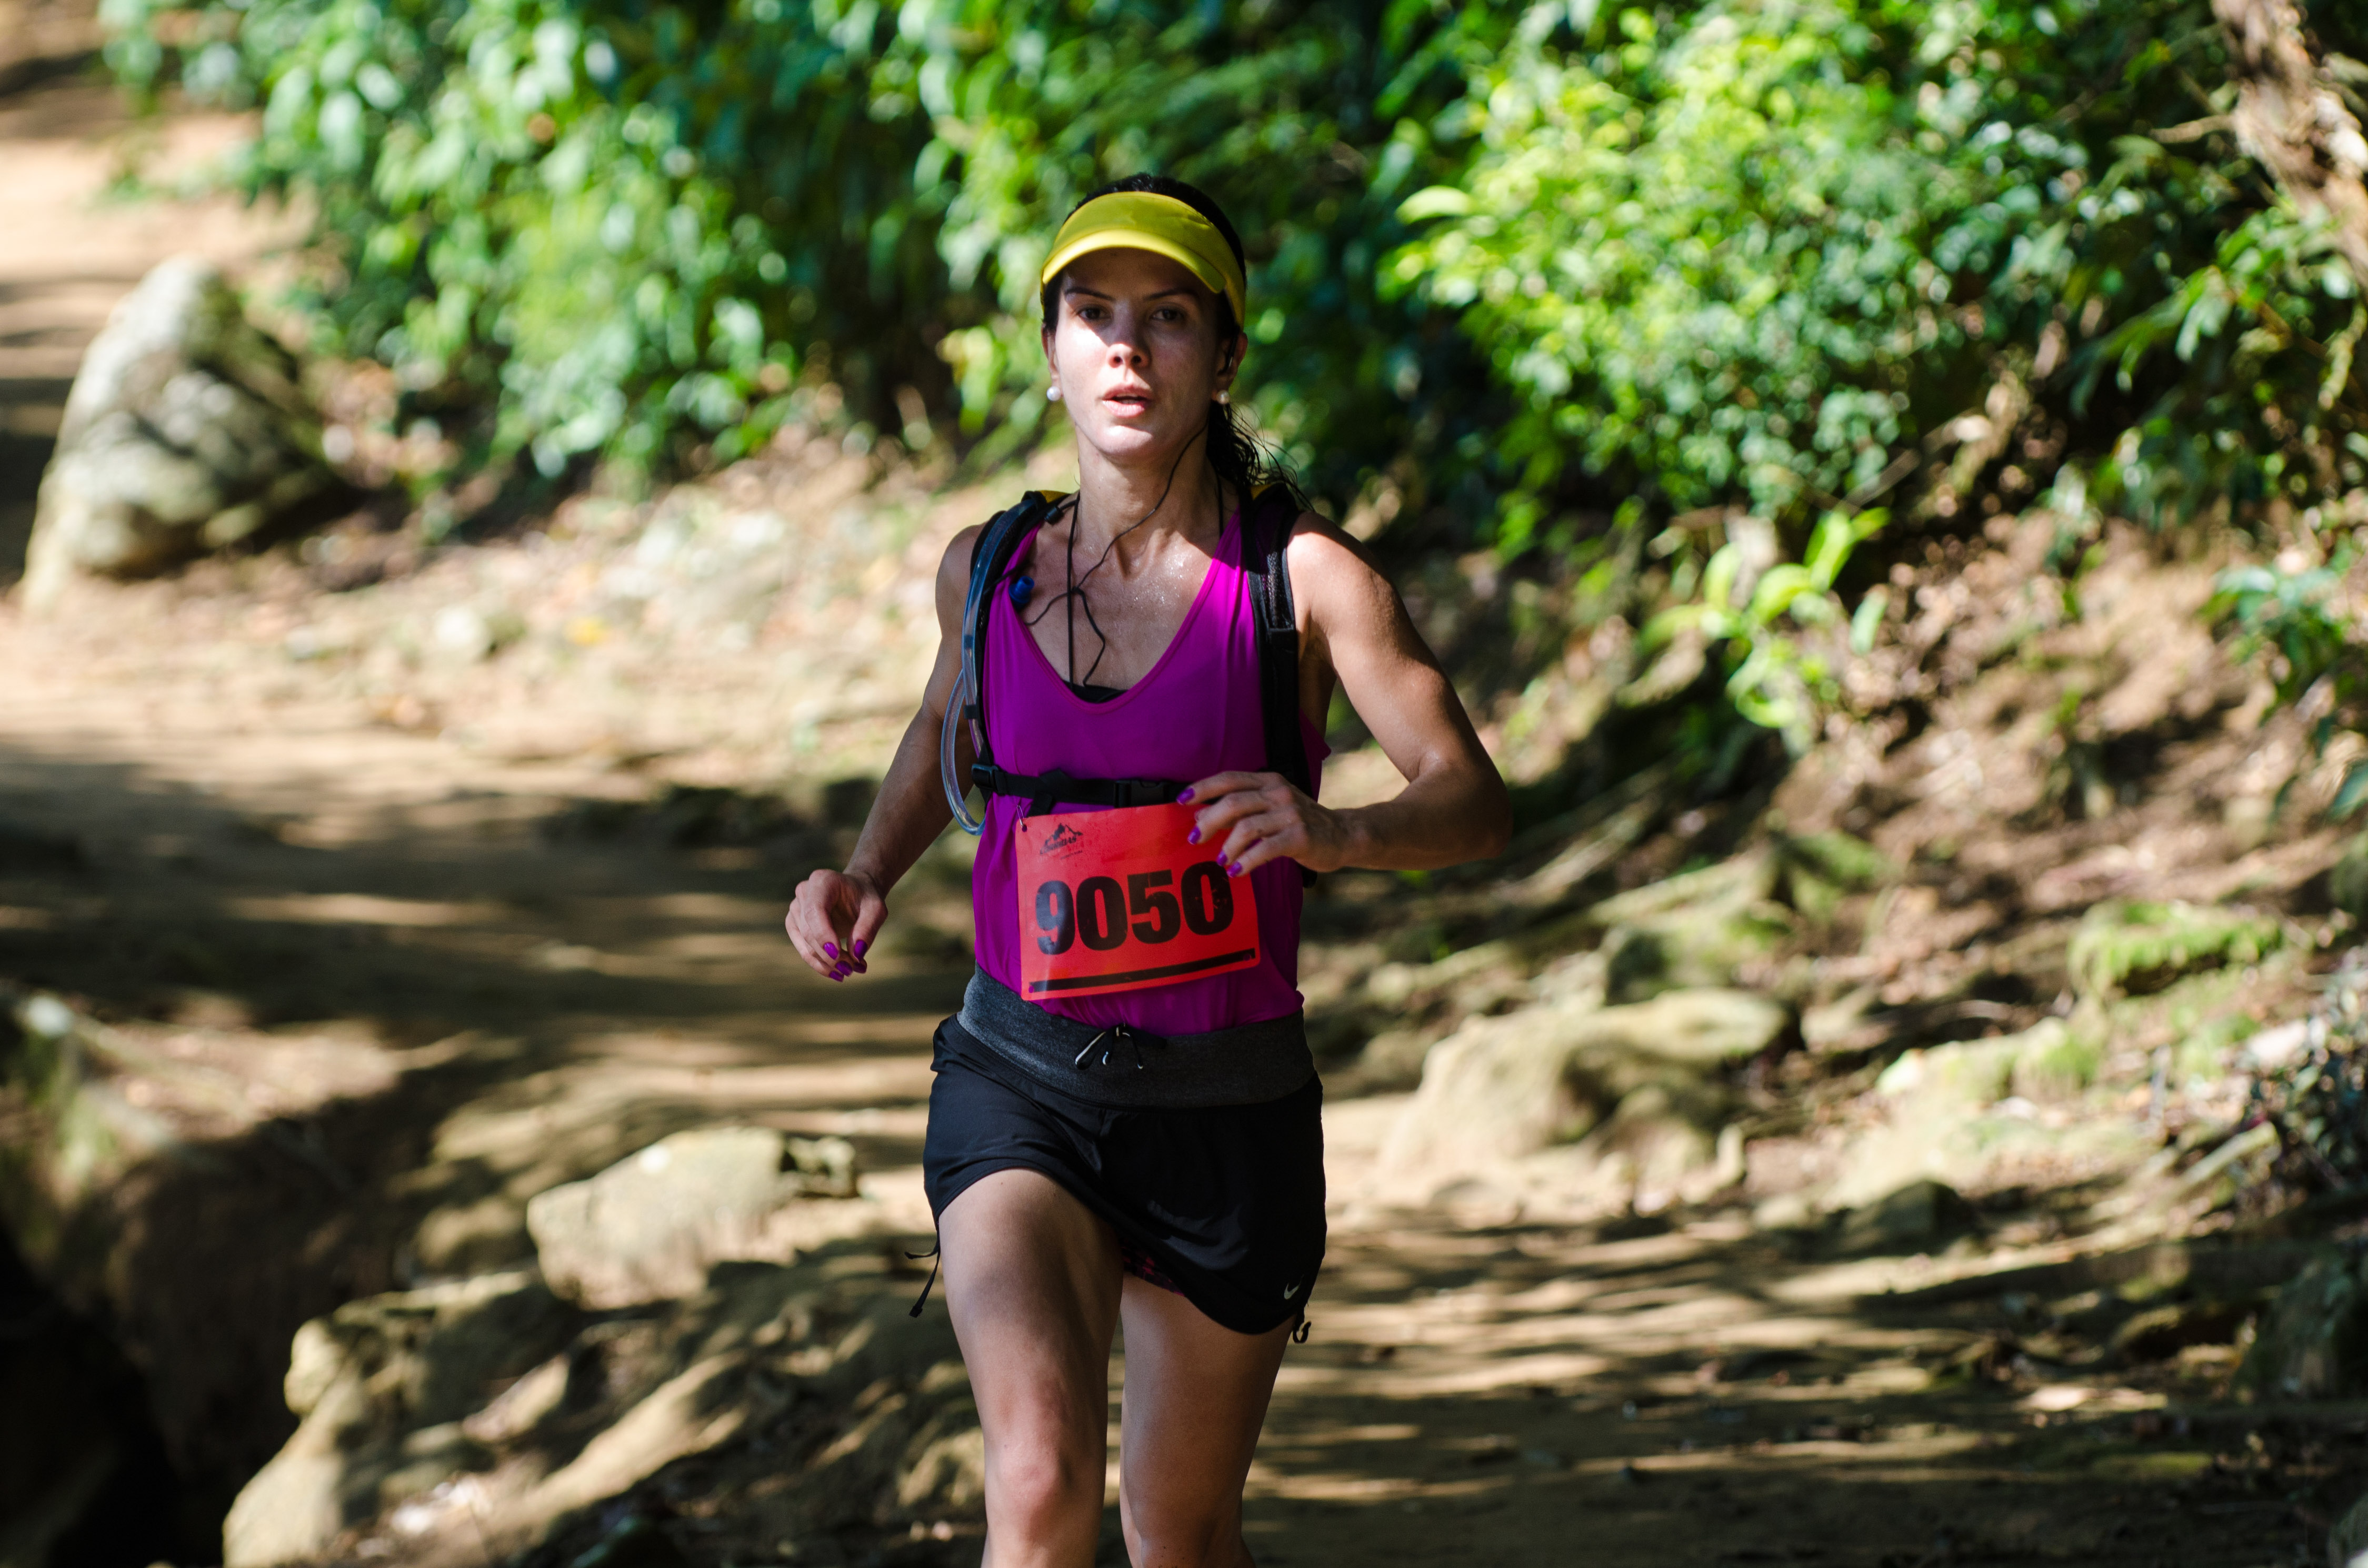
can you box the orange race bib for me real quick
[1014,803,1260,1000]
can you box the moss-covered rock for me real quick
[2067,901,2286,1000]
[1377,988,1791,1190]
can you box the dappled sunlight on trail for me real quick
[4,584,2341,1565]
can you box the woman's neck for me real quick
[1072,438,1227,567]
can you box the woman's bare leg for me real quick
[1113,1279,1294,1568]
[940,1169,1124,1568]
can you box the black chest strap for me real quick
[971,765,1188,819]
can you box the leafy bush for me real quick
[97,0,2368,755]
[1389,0,2367,538]
[101,0,1512,494]
[2211,554,2357,705]
[1377,0,2365,749]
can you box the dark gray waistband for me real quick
[954,969,1315,1110]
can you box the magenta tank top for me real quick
[971,510,1327,1032]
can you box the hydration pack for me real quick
[938,484,1315,880]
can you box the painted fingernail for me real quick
[1188,828,1202,845]
[824,942,838,960]
[852,939,867,958]
[1227,861,1245,877]
[1213,852,1228,869]
[1176,788,1195,803]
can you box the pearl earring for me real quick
[1217,390,1231,406]
[1046,385,1063,402]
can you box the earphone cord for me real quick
[1023,425,1211,689]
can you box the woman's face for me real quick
[1042,247,1244,470]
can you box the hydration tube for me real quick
[940,578,987,835]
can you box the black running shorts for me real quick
[921,1016,1326,1336]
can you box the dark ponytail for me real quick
[1043,174,1304,513]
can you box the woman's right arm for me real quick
[782,524,982,980]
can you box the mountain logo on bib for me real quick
[1039,821,1087,859]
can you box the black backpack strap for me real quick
[1242,485,1317,886]
[963,490,1065,781]
[974,766,1189,817]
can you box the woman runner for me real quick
[784,175,1508,1567]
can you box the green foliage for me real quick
[1390,1,1966,527]
[2208,551,2368,819]
[1390,0,2368,536]
[1636,505,1887,749]
[1382,0,2366,749]
[95,0,2368,752]
[103,0,948,475]
[2210,554,2356,704]
[2067,899,2285,999]
[100,0,1512,487]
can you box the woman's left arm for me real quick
[1186,517,1511,875]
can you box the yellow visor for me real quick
[1040,191,1247,324]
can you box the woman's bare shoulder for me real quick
[934,522,986,625]
[1282,508,1392,601]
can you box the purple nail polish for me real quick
[1227,861,1245,877]
[852,939,867,958]
[1188,828,1201,845]
[1176,788,1195,803]
[1213,852,1228,869]
[824,942,838,960]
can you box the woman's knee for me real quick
[985,1434,1103,1535]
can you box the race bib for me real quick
[1014,803,1260,1000]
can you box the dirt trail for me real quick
[1,603,2345,1568]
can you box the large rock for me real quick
[1377,989,1791,1189]
[223,1272,579,1568]
[2235,1248,2368,1402]
[23,257,342,610]
[1812,1022,2149,1216]
[224,1255,984,1568]
[526,1127,868,1309]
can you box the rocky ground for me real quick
[8,445,2368,1568]
[10,4,2368,1565]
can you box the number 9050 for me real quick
[1035,865,1235,955]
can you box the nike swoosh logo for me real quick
[1282,1283,1301,1299]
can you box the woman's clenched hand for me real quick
[784,867,886,981]
[1180,770,1357,878]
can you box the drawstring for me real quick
[1292,1318,1313,1344]
[1074,1025,1150,1072]
[907,1242,942,1318]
